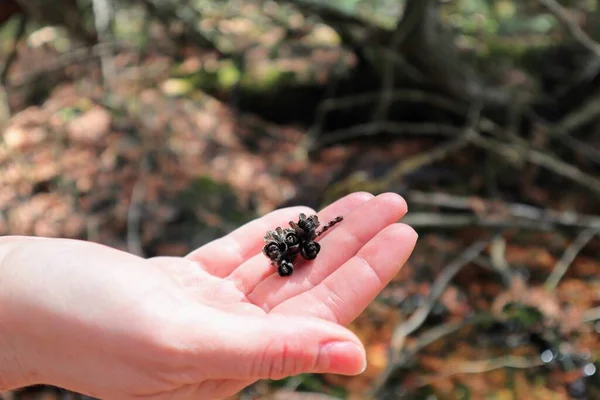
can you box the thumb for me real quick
[198,311,367,381]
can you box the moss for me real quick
[178,175,252,227]
[239,63,298,93]
[217,61,241,89]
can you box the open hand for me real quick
[0,192,417,399]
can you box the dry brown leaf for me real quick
[66,106,111,144]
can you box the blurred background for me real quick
[1,0,600,399]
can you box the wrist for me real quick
[0,236,40,390]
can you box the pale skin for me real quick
[0,192,417,400]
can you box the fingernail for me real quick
[320,341,367,375]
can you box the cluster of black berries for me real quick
[262,213,343,277]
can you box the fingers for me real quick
[244,193,408,311]
[272,223,417,325]
[193,311,366,381]
[185,205,315,277]
[226,191,375,293]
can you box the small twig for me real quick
[447,354,547,374]
[390,239,489,344]
[407,314,493,356]
[127,157,150,257]
[323,104,479,203]
[407,354,546,391]
[582,306,600,323]
[367,14,419,136]
[524,110,600,169]
[406,191,600,230]
[552,95,600,136]
[472,255,513,287]
[315,89,465,117]
[401,212,556,230]
[468,132,600,198]
[545,229,598,290]
[140,0,223,56]
[306,54,353,149]
[489,235,513,285]
[0,14,27,120]
[383,137,470,187]
[315,121,462,148]
[0,14,27,84]
[323,137,469,205]
[373,314,493,395]
[10,40,127,88]
[538,0,600,57]
[91,0,115,91]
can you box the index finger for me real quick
[185,205,315,277]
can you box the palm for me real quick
[151,192,416,398]
[183,192,413,321]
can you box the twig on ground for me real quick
[468,132,600,197]
[582,306,600,323]
[489,235,513,284]
[407,354,546,391]
[389,239,489,347]
[367,13,421,136]
[315,121,462,148]
[376,102,481,189]
[310,88,466,151]
[140,0,222,53]
[401,212,557,229]
[472,255,513,286]
[306,57,353,150]
[524,110,600,168]
[314,89,465,117]
[91,0,115,91]
[548,95,600,137]
[10,40,127,88]
[373,314,493,395]
[373,238,491,394]
[538,0,600,57]
[323,137,469,205]
[323,104,480,203]
[0,14,27,120]
[127,157,150,257]
[545,229,599,290]
[406,191,600,230]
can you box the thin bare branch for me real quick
[582,306,600,323]
[406,191,600,230]
[315,121,462,148]
[315,89,465,116]
[406,355,546,391]
[323,137,469,205]
[390,239,489,343]
[539,0,600,57]
[368,9,421,134]
[92,0,115,90]
[545,229,598,290]
[373,314,493,395]
[0,14,27,120]
[127,157,150,257]
[553,94,600,135]
[401,212,557,230]
[468,132,600,197]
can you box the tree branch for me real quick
[539,0,600,57]
[544,228,598,291]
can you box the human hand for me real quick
[0,192,417,399]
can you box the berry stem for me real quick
[316,216,343,237]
